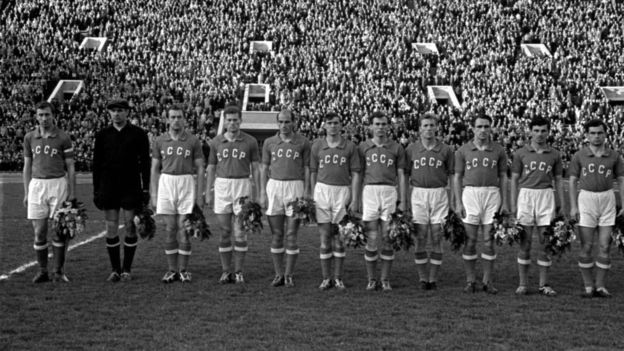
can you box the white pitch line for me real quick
[0,225,124,281]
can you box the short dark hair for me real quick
[472,114,492,126]
[324,112,341,123]
[223,104,242,118]
[368,111,388,125]
[529,116,550,130]
[168,103,186,116]
[419,112,439,126]
[35,101,55,114]
[277,109,294,122]
[584,119,607,133]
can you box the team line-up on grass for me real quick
[21,99,624,298]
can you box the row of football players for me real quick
[23,100,623,297]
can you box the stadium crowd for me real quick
[1,0,623,172]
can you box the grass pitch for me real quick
[1,177,624,350]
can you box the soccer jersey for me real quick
[152,131,203,175]
[569,147,624,192]
[208,132,260,178]
[310,137,361,186]
[511,144,563,189]
[262,133,311,181]
[23,125,74,179]
[358,139,406,186]
[406,139,454,188]
[455,140,507,187]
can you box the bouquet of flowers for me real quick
[611,214,624,256]
[442,210,466,252]
[184,204,211,240]
[543,215,577,259]
[286,197,316,224]
[338,211,366,249]
[53,199,87,241]
[387,210,416,251]
[235,196,263,235]
[491,211,524,246]
[133,205,156,240]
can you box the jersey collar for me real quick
[414,139,441,152]
[164,130,189,141]
[275,132,303,145]
[469,140,494,151]
[321,137,347,150]
[524,144,552,153]
[583,146,611,157]
[34,125,59,139]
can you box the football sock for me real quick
[380,250,394,281]
[219,244,233,273]
[165,241,179,272]
[271,247,285,276]
[178,242,191,272]
[106,237,122,273]
[233,241,248,273]
[123,236,138,272]
[285,248,299,277]
[34,241,49,272]
[429,252,443,282]
[52,240,66,273]
[333,249,346,279]
[365,250,378,280]
[414,251,428,282]
[320,249,332,279]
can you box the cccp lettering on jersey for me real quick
[272,148,300,161]
[524,161,552,175]
[465,157,497,170]
[319,154,347,168]
[165,146,192,158]
[581,164,612,178]
[367,153,394,168]
[217,148,246,161]
[413,157,443,169]
[33,145,59,157]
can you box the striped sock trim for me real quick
[429,259,442,266]
[271,247,285,254]
[414,258,428,264]
[106,240,121,248]
[595,261,611,270]
[234,246,249,252]
[333,251,346,258]
[481,253,497,261]
[165,249,179,255]
[52,241,65,248]
[178,250,192,256]
[536,259,551,267]
[319,252,333,259]
[33,242,49,251]
[462,254,478,261]
[219,246,233,253]
[365,254,379,262]
[286,249,300,255]
[578,261,595,269]
[380,254,395,261]
[124,239,139,248]
[517,258,531,265]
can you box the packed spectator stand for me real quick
[0,0,622,173]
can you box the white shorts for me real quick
[314,182,350,224]
[27,177,68,220]
[157,174,195,215]
[214,177,252,215]
[266,179,304,216]
[579,189,616,227]
[362,185,397,222]
[462,186,501,225]
[411,187,449,225]
[517,188,555,227]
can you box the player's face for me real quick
[36,108,54,130]
[370,117,389,138]
[168,109,185,131]
[473,118,492,141]
[277,113,294,134]
[587,126,606,147]
[108,107,129,125]
[530,124,549,145]
[225,113,241,133]
[419,118,438,139]
[323,116,342,136]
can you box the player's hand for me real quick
[398,201,405,213]
[348,198,359,214]
[196,196,205,209]
[23,195,28,208]
[456,202,466,218]
[150,195,158,210]
[258,193,267,209]
[141,190,150,206]
[618,207,624,218]
[570,207,579,222]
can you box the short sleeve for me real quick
[23,135,32,158]
[151,138,162,160]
